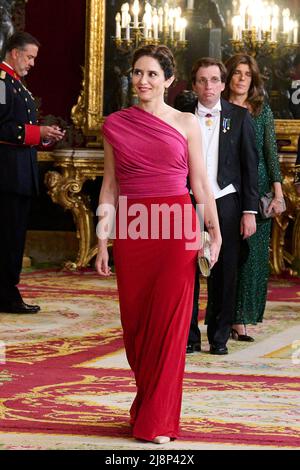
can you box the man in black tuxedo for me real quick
[181,57,259,354]
[0,31,65,314]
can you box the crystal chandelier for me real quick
[115,1,188,49]
[231,0,299,55]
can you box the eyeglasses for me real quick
[196,77,222,86]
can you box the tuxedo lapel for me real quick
[218,99,233,168]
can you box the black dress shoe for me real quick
[186,342,201,354]
[209,345,228,355]
[0,301,40,314]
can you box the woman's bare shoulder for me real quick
[171,107,196,122]
[166,107,198,138]
[177,110,198,132]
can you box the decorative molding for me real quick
[44,148,104,270]
[271,153,300,276]
[71,0,105,147]
[37,151,54,162]
[275,120,300,152]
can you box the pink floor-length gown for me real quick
[102,106,197,441]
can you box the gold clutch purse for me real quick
[198,231,211,277]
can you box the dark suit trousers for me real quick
[188,263,201,344]
[0,193,31,303]
[188,193,241,348]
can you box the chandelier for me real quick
[231,0,299,55]
[115,1,188,49]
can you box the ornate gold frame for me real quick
[72,1,300,151]
[275,120,300,152]
[71,0,106,146]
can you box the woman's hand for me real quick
[268,197,285,216]
[95,246,111,276]
[198,234,221,269]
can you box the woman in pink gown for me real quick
[96,45,221,444]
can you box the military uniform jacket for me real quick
[0,62,40,195]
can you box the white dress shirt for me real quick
[195,100,236,200]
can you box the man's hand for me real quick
[240,213,256,239]
[40,125,65,143]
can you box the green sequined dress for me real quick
[234,103,282,325]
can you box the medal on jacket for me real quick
[205,113,213,127]
[222,117,231,133]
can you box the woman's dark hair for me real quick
[223,54,264,116]
[132,44,175,80]
[5,31,40,53]
[191,57,227,84]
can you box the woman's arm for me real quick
[185,114,222,266]
[95,138,119,276]
[263,105,285,215]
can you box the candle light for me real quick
[240,5,245,31]
[174,8,181,33]
[294,21,299,45]
[125,13,131,40]
[169,17,174,41]
[271,16,278,42]
[164,2,169,28]
[179,17,187,41]
[115,12,121,39]
[153,14,159,40]
[121,3,129,28]
[232,1,298,47]
[132,0,139,28]
[282,8,290,34]
[288,19,294,43]
[158,7,163,32]
[143,3,152,39]
[232,0,238,15]
[143,13,148,38]
[232,15,240,41]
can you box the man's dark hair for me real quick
[5,31,40,53]
[191,57,227,84]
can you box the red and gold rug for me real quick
[0,269,299,450]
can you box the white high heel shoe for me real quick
[153,436,171,444]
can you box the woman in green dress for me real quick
[223,54,285,341]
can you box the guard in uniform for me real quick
[0,31,65,314]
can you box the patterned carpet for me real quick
[0,269,299,450]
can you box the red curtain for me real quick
[25,0,86,122]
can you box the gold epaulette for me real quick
[0,70,6,80]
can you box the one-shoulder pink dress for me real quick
[102,106,197,441]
